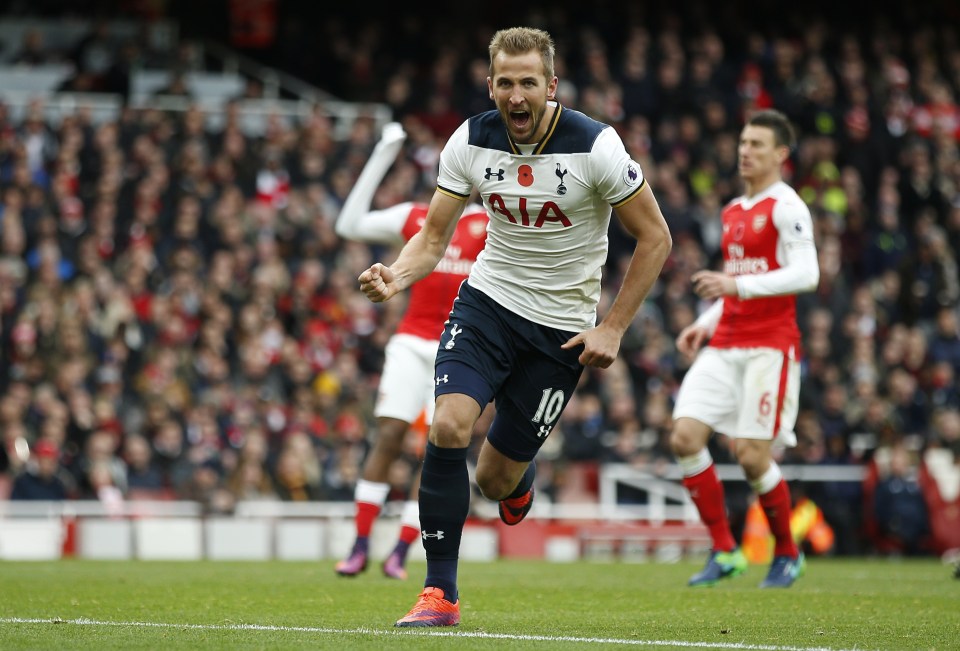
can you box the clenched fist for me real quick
[358,263,398,303]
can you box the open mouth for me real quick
[509,110,531,132]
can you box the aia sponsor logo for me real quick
[487,194,571,228]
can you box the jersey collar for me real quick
[506,102,562,155]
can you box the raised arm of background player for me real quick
[677,200,820,357]
[335,122,411,246]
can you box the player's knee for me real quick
[734,440,768,476]
[668,428,698,457]
[374,420,407,449]
[669,418,711,457]
[474,467,512,500]
[427,414,472,449]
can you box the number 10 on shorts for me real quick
[532,388,565,438]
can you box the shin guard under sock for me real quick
[419,442,469,602]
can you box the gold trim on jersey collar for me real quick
[507,103,562,155]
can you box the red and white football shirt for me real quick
[396,204,488,340]
[709,181,818,353]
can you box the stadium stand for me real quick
[0,1,958,562]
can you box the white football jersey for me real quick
[437,103,646,331]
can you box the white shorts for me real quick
[374,333,438,424]
[672,346,800,447]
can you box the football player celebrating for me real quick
[359,26,671,626]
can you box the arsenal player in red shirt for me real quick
[670,109,820,588]
[334,123,487,581]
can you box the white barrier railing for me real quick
[0,464,865,561]
[599,463,866,525]
[0,90,391,140]
[0,498,705,563]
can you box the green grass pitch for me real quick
[0,558,956,650]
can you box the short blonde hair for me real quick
[488,27,555,79]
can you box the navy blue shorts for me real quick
[435,281,585,462]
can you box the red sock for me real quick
[683,465,736,552]
[398,524,419,545]
[759,479,798,558]
[355,501,381,537]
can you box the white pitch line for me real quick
[0,617,872,651]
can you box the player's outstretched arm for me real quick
[562,186,672,368]
[335,122,409,244]
[357,190,464,303]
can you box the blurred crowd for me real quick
[1,4,959,555]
